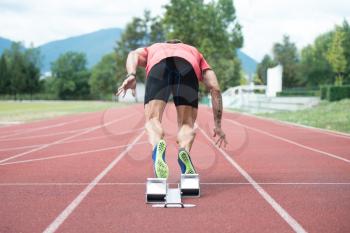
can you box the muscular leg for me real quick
[176,105,198,152]
[145,100,169,178]
[144,100,167,147]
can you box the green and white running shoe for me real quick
[152,139,169,178]
[178,148,196,174]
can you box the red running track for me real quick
[0,104,349,233]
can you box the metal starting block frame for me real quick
[146,174,200,208]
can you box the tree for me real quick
[273,35,300,88]
[51,52,90,99]
[340,20,350,84]
[0,42,42,99]
[256,55,277,84]
[299,31,334,87]
[0,54,10,94]
[24,46,42,99]
[327,26,347,85]
[89,53,117,99]
[163,0,243,91]
[115,10,165,84]
[163,0,204,46]
[210,57,241,90]
[4,42,27,99]
[115,0,243,92]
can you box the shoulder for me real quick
[148,42,166,49]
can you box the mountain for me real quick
[237,50,257,77]
[0,37,13,54]
[39,28,122,71]
[2,28,257,75]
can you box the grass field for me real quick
[0,101,126,124]
[2,99,349,134]
[256,99,350,134]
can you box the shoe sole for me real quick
[155,140,169,178]
[179,150,196,174]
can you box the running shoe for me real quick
[178,148,196,174]
[152,139,169,178]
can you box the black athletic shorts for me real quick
[144,57,199,108]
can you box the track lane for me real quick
[0,106,133,146]
[260,183,350,233]
[2,114,142,164]
[42,131,145,233]
[224,111,350,161]
[199,108,350,232]
[53,104,297,233]
[0,107,140,164]
[0,109,103,136]
[0,112,99,140]
[0,106,145,233]
[1,104,350,233]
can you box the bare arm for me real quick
[116,48,147,97]
[202,69,227,147]
[203,70,223,128]
[126,48,147,74]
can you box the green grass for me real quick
[256,99,350,134]
[0,101,127,124]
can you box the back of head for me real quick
[165,39,183,44]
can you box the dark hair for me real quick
[165,39,183,44]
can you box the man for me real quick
[116,39,227,178]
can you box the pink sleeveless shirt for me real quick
[144,43,211,81]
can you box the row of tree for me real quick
[0,43,41,98]
[0,43,92,100]
[0,0,244,100]
[256,20,350,88]
[0,43,107,100]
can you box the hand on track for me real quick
[213,127,228,148]
[116,76,136,97]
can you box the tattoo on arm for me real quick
[211,89,223,128]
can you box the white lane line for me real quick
[1,182,350,186]
[202,182,350,185]
[0,113,97,139]
[0,113,136,164]
[0,127,144,152]
[0,141,149,166]
[42,131,144,233]
[0,128,86,142]
[226,119,350,164]
[198,126,307,233]
[230,110,350,139]
[0,121,22,125]
[0,144,38,152]
[0,182,145,186]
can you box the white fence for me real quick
[209,84,320,113]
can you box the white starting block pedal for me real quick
[146,178,167,203]
[180,174,200,197]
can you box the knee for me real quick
[177,124,196,141]
[145,118,164,137]
[145,109,162,122]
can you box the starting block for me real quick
[180,174,200,197]
[145,178,167,203]
[146,174,200,208]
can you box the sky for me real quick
[0,0,349,61]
